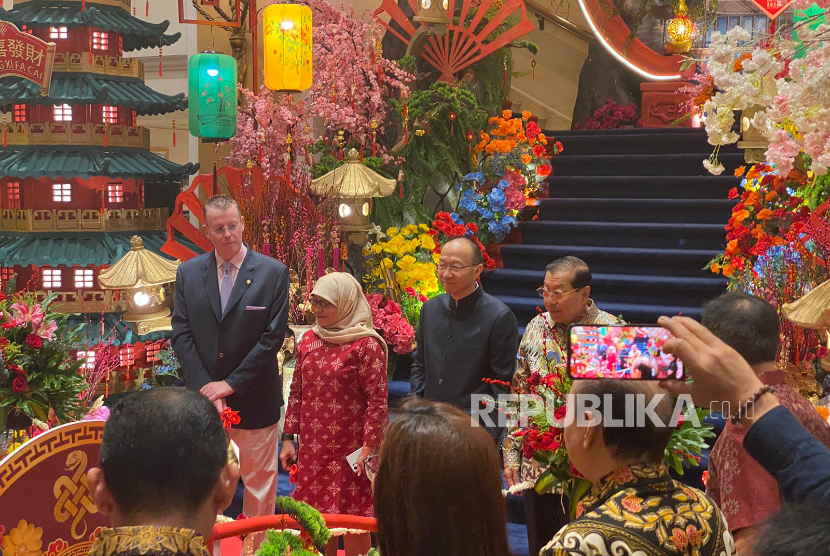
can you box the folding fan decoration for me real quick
[373,0,535,82]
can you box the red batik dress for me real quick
[283,331,388,516]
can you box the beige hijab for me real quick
[311,272,388,356]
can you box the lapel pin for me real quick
[247,279,252,284]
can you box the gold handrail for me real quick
[524,0,594,43]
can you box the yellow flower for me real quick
[386,227,399,237]
[419,223,429,231]
[419,234,436,250]
[432,252,441,264]
[403,224,419,235]
[396,255,417,272]
[4,520,44,556]
[370,244,383,254]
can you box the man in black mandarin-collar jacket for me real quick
[409,237,518,440]
[171,195,289,545]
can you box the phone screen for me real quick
[568,325,684,380]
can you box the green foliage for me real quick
[256,530,316,556]
[147,345,182,387]
[665,407,715,475]
[275,496,331,553]
[375,82,487,231]
[0,292,89,429]
[797,171,830,210]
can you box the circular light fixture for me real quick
[421,0,432,8]
[280,20,295,30]
[338,203,352,218]
[133,291,151,307]
[361,202,370,216]
[207,68,219,77]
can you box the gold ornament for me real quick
[415,129,426,136]
[667,0,694,54]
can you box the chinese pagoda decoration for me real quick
[0,0,197,389]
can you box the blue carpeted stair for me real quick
[482,127,742,326]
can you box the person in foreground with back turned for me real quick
[373,398,511,556]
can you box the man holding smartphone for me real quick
[504,256,621,556]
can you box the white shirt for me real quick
[215,244,247,287]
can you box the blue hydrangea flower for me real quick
[464,172,484,182]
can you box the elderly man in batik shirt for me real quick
[542,380,735,556]
[503,256,620,556]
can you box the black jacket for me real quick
[409,286,518,416]
[171,249,289,429]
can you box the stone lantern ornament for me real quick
[98,235,180,335]
[310,148,396,243]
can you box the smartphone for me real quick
[567,324,684,380]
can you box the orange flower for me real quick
[502,109,512,119]
[746,165,763,180]
[722,263,735,277]
[756,208,774,220]
[516,131,528,143]
[726,239,739,254]
[765,190,778,202]
[772,236,787,246]
[734,52,753,72]
[709,262,721,274]
[744,191,761,207]
[734,165,746,177]
[521,154,532,164]
[522,110,531,120]
[751,225,766,239]
[537,132,548,145]
[732,209,750,224]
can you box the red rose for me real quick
[12,374,27,393]
[532,144,546,158]
[0,338,7,347]
[728,188,739,199]
[526,121,541,139]
[0,292,6,302]
[555,141,563,153]
[537,165,552,177]
[26,334,42,349]
[554,406,567,421]
[466,222,479,233]
[7,364,24,376]
[452,225,467,236]
[435,211,452,222]
[434,221,451,234]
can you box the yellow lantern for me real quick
[666,0,694,54]
[264,4,313,92]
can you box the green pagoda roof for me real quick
[0,146,198,180]
[0,4,180,52]
[67,313,169,346]
[0,230,180,267]
[0,73,186,115]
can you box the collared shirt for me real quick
[707,369,830,531]
[88,526,210,556]
[409,285,518,417]
[504,300,621,476]
[215,244,247,287]
[542,463,735,556]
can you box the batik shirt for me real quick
[707,369,830,532]
[542,464,736,556]
[504,300,620,481]
[88,527,210,556]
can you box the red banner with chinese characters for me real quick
[753,0,792,20]
[0,21,56,96]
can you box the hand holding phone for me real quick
[568,324,685,380]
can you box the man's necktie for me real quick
[220,260,233,315]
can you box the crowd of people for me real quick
[83,195,830,556]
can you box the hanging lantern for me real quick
[666,0,694,54]
[263,4,313,92]
[415,0,451,24]
[188,51,238,140]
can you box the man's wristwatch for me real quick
[281,433,297,442]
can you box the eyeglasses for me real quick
[210,223,240,236]
[309,297,333,310]
[365,454,380,481]
[437,263,478,274]
[536,286,582,300]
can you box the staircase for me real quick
[482,127,745,327]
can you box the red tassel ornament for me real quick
[172,119,177,147]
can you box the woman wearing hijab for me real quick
[280,272,388,516]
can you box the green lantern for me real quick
[793,5,825,59]
[188,52,238,140]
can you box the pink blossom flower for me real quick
[36,319,58,340]
[8,302,45,328]
[83,406,111,421]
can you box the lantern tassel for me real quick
[360,147,364,163]
[372,140,376,158]
[82,0,85,10]
[146,0,149,16]
[103,123,108,147]
[172,119,177,147]
[3,117,7,148]
[159,46,163,77]
[503,59,508,88]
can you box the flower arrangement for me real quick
[693,21,830,176]
[363,224,441,297]
[708,163,810,278]
[573,99,640,130]
[145,344,182,388]
[365,293,416,356]
[461,110,559,243]
[0,292,88,431]
[431,211,497,268]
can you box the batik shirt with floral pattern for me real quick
[504,300,620,480]
[88,527,210,556]
[542,463,736,556]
